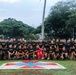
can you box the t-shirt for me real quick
[8,48,14,53]
[58,42,64,49]
[1,42,6,48]
[28,48,35,53]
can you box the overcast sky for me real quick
[0,0,63,28]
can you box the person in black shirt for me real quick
[47,46,55,60]
[70,46,75,59]
[22,45,29,59]
[43,47,48,59]
[74,39,76,51]
[58,40,64,59]
[17,45,24,59]
[61,46,68,60]
[28,45,36,60]
[66,39,71,55]
[0,45,3,60]
[47,40,56,60]
[1,40,8,60]
[1,40,7,48]
[71,40,76,59]
[8,44,15,60]
[13,42,18,60]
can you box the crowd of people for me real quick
[0,38,76,60]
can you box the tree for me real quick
[0,18,37,39]
[35,0,76,39]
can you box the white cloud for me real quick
[0,0,21,3]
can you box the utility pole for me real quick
[41,0,46,40]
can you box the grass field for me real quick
[0,60,76,75]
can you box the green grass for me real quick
[0,60,76,75]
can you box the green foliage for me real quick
[67,13,76,28]
[35,0,76,39]
[0,18,37,39]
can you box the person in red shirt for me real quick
[36,45,44,59]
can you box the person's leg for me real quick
[8,52,11,59]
